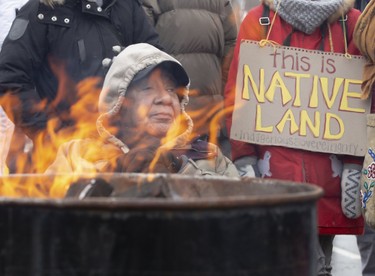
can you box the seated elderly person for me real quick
[46,43,238,177]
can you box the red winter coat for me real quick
[225,2,365,235]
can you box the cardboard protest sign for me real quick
[231,40,371,156]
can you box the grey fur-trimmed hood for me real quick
[262,0,356,24]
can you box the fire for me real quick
[0,57,104,197]
[0,68,232,198]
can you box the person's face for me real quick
[120,67,182,138]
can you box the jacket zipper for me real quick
[93,21,106,58]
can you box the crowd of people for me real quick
[0,0,374,275]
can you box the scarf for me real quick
[274,0,344,34]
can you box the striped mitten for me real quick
[341,163,362,219]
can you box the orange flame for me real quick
[0,56,105,197]
[0,64,233,198]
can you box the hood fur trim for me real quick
[261,0,355,22]
[40,0,65,7]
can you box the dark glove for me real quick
[234,156,260,177]
[113,133,183,173]
[157,150,183,173]
[115,146,160,173]
[115,148,183,173]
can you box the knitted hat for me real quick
[97,43,193,153]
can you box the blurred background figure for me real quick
[353,0,375,275]
[140,0,238,158]
[0,107,14,175]
[0,0,28,49]
[357,225,375,276]
[354,0,370,10]
[232,0,260,27]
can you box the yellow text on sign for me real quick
[241,65,364,140]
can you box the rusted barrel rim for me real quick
[0,173,324,210]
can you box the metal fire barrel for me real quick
[0,173,323,276]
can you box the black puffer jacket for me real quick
[0,0,159,139]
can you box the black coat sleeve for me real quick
[131,0,162,49]
[0,1,50,139]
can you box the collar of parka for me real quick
[261,0,356,23]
